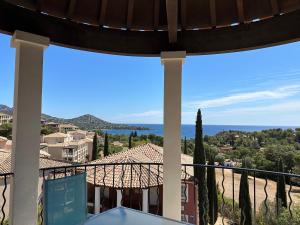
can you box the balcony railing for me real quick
[0,163,300,225]
[0,172,13,225]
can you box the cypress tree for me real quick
[207,155,218,224]
[92,133,98,160]
[184,136,188,154]
[239,159,252,225]
[276,158,287,208]
[128,134,132,149]
[193,109,208,225]
[104,133,109,157]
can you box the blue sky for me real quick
[1,33,300,126]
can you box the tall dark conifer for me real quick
[276,158,287,208]
[207,155,218,224]
[239,159,252,225]
[128,134,132,149]
[104,133,109,157]
[184,136,188,154]
[92,133,98,160]
[193,109,208,225]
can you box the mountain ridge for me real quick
[0,104,147,130]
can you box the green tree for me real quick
[193,109,208,225]
[276,158,287,208]
[104,133,109,157]
[207,155,218,224]
[184,136,187,154]
[0,123,12,139]
[215,154,225,165]
[239,159,252,225]
[128,134,132,149]
[92,133,98,160]
[295,128,300,143]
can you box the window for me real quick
[181,184,188,202]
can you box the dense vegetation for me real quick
[95,127,300,175]
[203,128,300,174]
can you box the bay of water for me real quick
[104,124,297,139]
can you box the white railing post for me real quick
[142,189,149,213]
[161,51,186,220]
[9,30,49,225]
[117,190,122,207]
[94,186,101,214]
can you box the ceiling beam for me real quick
[35,0,43,12]
[236,0,245,23]
[153,0,160,30]
[270,0,279,16]
[180,0,186,30]
[126,0,135,28]
[209,0,216,28]
[99,0,108,26]
[166,0,178,43]
[66,0,77,19]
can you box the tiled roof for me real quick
[44,132,68,138]
[0,152,72,174]
[86,143,193,188]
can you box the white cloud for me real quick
[191,101,300,126]
[185,85,300,109]
[223,101,300,114]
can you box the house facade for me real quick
[43,131,92,162]
[86,143,197,224]
[0,113,12,126]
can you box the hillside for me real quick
[0,105,13,115]
[43,114,147,130]
[0,105,147,131]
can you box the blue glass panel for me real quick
[44,173,87,225]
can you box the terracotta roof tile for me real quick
[86,143,193,188]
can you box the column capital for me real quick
[11,30,49,49]
[161,51,186,65]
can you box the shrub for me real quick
[256,200,300,225]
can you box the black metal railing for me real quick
[0,164,299,225]
[0,172,13,225]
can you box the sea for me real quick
[103,124,298,139]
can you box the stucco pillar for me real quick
[94,186,101,214]
[9,30,49,225]
[142,189,149,213]
[117,190,122,207]
[161,51,186,220]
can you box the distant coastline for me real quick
[104,124,298,138]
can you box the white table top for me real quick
[84,207,191,225]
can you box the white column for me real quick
[161,51,186,220]
[9,30,49,225]
[117,190,122,207]
[94,186,101,214]
[142,189,149,213]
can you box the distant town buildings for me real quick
[42,130,93,163]
[59,123,79,133]
[0,113,12,125]
[44,122,60,132]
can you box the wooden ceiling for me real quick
[1,0,300,56]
